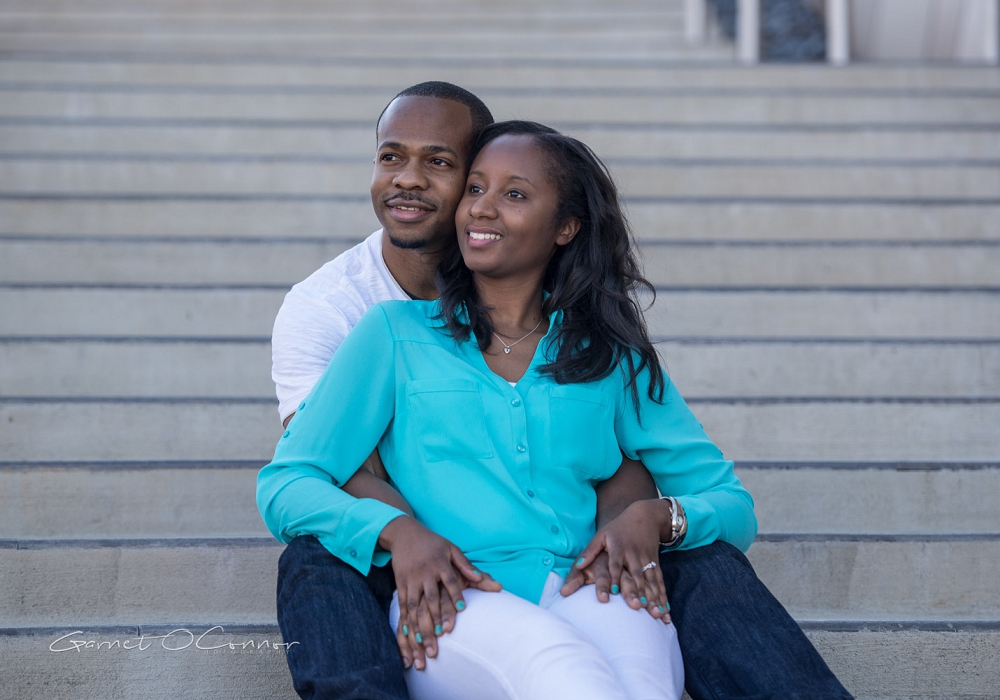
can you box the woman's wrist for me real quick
[377,514,417,551]
[645,497,676,544]
[623,498,674,542]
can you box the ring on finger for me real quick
[641,561,658,573]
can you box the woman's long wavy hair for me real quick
[436,120,665,408]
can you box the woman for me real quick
[258,121,756,700]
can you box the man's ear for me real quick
[555,217,581,246]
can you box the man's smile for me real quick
[385,195,436,223]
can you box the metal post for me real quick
[685,0,708,44]
[737,0,761,64]
[826,0,851,65]
[986,0,999,64]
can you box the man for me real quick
[268,81,851,700]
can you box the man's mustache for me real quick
[385,194,435,208]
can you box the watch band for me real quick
[659,495,688,549]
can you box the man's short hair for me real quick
[376,81,495,138]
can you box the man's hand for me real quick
[563,499,672,624]
[379,517,501,670]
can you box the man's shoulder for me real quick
[291,230,406,309]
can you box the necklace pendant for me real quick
[503,347,511,354]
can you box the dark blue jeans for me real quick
[277,536,852,700]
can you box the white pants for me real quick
[389,573,684,700]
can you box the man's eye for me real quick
[430,158,451,167]
[379,153,399,162]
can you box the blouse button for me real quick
[282,430,290,438]
[511,398,521,407]
[298,401,306,410]
[350,549,358,558]
[526,490,535,498]
[516,444,526,453]
[550,525,559,534]
[542,556,553,566]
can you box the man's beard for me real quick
[386,232,433,250]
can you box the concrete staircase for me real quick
[1,1,998,697]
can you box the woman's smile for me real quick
[465,226,503,247]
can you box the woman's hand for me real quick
[562,499,672,623]
[559,549,614,602]
[378,516,501,670]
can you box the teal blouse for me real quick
[257,300,756,604]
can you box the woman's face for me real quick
[456,134,579,282]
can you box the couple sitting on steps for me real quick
[258,81,852,700]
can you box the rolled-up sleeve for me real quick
[615,365,757,553]
[257,304,407,574]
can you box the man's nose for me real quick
[393,161,428,190]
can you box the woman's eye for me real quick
[506,190,525,199]
[468,184,483,194]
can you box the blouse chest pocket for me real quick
[405,378,495,463]
[547,385,618,480]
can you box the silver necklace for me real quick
[492,318,543,354]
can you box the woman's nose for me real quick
[468,192,497,219]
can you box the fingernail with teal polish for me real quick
[611,585,620,595]
[402,625,408,636]
[456,601,465,611]
[415,633,423,643]
[666,601,671,611]
[659,605,666,614]
[472,569,481,576]
[640,597,648,605]
[576,557,585,567]
[435,625,442,635]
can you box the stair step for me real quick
[1,539,280,627]
[2,623,998,700]
[4,340,997,399]
[2,288,997,338]
[0,45,727,64]
[4,60,998,90]
[750,537,1000,620]
[2,463,997,539]
[4,91,997,124]
[2,400,996,462]
[0,627,297,700]
[1,14,687,36]
[0,464,267,538]
[2,34,713,60]
[5,159,997,199]
[4,239,999,286]
[728,465,1000,535]
[1,200,996,242]
[5,124,999,160]
[2,537,997,627]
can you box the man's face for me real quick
[371,96,475,251]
